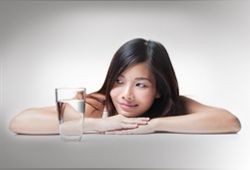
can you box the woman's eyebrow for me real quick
[119,75,153,83]
[135,77,153,83]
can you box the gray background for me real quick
[0,0,250,168]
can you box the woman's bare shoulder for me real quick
[179,95,221,114]
[85,92,106,118]
[87,92,106,101]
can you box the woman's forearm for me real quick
[152,109,241,134]
[9,107,146,135]
[84,118,105,134]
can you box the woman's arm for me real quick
[152,105,241,134]
[9,107,149,135]
[155,96,241,134]
[106,96,241,134]
[9,94,149,135]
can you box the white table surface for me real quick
[1,131,249,169]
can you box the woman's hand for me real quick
[104,118,158,135]
[94,114,150,133]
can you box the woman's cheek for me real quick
[110,87,121,99]
[136,89,156,105]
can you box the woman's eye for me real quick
[136,83,147,88]
[115,79,123,84]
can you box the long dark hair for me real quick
[98,38,182,118]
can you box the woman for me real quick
[9,38,241,135]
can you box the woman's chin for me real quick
[117,110,141,118]
[118,112,132,117]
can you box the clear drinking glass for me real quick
[55,87,86,141]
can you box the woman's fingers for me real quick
[105,130,127,135]
[104,115,150,131]
[121,123,138,129]
[122,117,150,125]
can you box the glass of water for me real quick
[55,87,86,141]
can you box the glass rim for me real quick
[55,87,86,91]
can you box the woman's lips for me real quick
[119,102,138,110]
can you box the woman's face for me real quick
[110,62,159,117]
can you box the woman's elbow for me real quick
[222,109,241,133]
[229,114,241,133]
[9,115,23,134]
[9,108,34,134]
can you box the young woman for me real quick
[9,38,241,135]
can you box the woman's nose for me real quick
[122,86,134,101]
